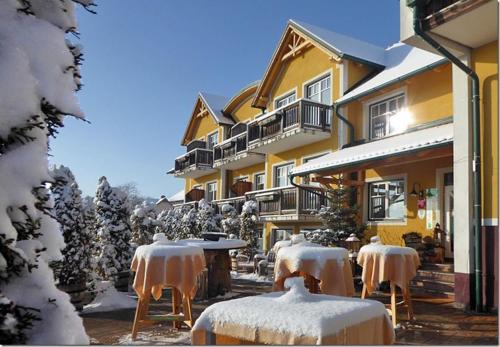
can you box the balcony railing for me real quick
[248,99,332,143]
[422,0,460,17]
[213,196,247,215]
[213,133,248,162]
[246,186,326,216]
[174,148,213,172]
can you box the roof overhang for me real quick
[181,95,226,146]
[291,122,453,177]
[223,81,260,114]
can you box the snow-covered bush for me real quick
[130,201,158,248]
[180,207,199,239]
[94,176,133,280]
[0,0,94,344]
[220,204,241,237]
[239,200,259,258]
[196,199,222,236]
[156,207,184,240]
[50,165,93,288]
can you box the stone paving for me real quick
[81,278,498,345]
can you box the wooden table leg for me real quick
[172,287,180,329]
[182,294,193,328]
[361,284,367,299]
[132,294,150,340]
[403,284,414,320]
[390,282,397,327]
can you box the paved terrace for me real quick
[82,279,498,345]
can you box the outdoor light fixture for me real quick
[410,182,424,199]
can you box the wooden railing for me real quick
[174,148,213,172]
[423,0,460,17]
[248,99,331,143]
[213,196,247,215]
[246,186,327,216]
[186,139,207,152]
[213,133,248,162]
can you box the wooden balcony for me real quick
[173,148,216,179]
[213,196,247,215]
[247,99,332,154]
[213,125,265,170]
[246,186,326,222]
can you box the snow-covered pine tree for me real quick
[310,176,366,246]
[239,200,259,258]
[0,0,91,345]
[94,176,133,280]
[180,207,199,239]
[196,199,222,236]
[130,201,157,248]
[50,165,93,289]
[156,206,186,240]
[220,204,241,237]
[0,0,94,344]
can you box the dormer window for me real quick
[369,94,406,140]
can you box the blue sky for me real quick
[50,0,400,199]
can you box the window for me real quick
[254,173,265,191]
[369,94,406,139]
[270,229,293,248]
[207,132,218,150]
[274,163,294,188]
[275,92,296,109]
[306,75,331,105]
[206,182,217,202]
[368,179,405,221]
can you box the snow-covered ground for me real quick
[118,328,191,345]
[230,271,273,283]
[83,281,136,313]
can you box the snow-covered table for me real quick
[130,241,206,339]
[273,242,355,296]
[357,244,421,326]
[177,239,247,298]
[191,278,394,345]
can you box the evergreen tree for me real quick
[220,204,241,237]
[239,200,259,258]
[94,176,133,280]
[180,207,199,239]
[156,206,186,240]
[50,165,93,288]
[196,199,222,236]
[0,0,94,344]
[309,176,366,246]
[130,201,157,247]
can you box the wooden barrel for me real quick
[57,282,87,311]
[113,271,130,292]
[230,255,238,272]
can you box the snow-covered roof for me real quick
[290,20,386,67]
[291,122,453,176]
[199,92,234,125]
[222,80,261,112]
[168,189,184,202]
[337,43,447,104]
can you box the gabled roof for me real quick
[336,43,447,104]
[290,20,386,67]
[181,92,234,145]
[252,19,387,108]
[168,189,185,202]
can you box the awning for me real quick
[291,122,453,176]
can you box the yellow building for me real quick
[169,7,498,311]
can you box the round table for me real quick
[178,239,247,298]
[130,241,206,338]
[273,242,355,296]
[357,244,421,326]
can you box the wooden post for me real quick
[361,284,367,299]
[390,282,397,327]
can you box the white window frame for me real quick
[205,181,217,202]
[305,75,332,105]
[364,174,407,225]
[253,172,266,191]
[362,87,407,140]
[274,88,297,109]
[207,131,219,150]
[273,161,295,188]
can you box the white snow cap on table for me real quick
[277,277,310,304]
[134,242,203,260]
[359,243,418,256]
[290,233,306,245]
[370,235,382,244]
[178,238,247,250]
[193,289,391,343]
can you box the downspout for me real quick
[335,104,355,146]
[410,0,482,312]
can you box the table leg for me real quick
[361,284,367,299]
[390,282,397,327]
[404,285,414,320]
[171,287,180,329]
[182,294,193,328]
[131,298,143,340]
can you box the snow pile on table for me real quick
[178,238,246,250]
[0,0,94,344]
[359,244,417,256]
[83,281,136,313]
[133,242,203,260]
[277,277,310,304]
[193,287,391,343]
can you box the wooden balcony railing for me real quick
[213,196,247,215]
[174,148,213,172]
[213,133,248,162]
[248,99,332,143]
[246,186,327,216]
[423,0,460,17]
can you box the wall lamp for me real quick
[409,182,425,199]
